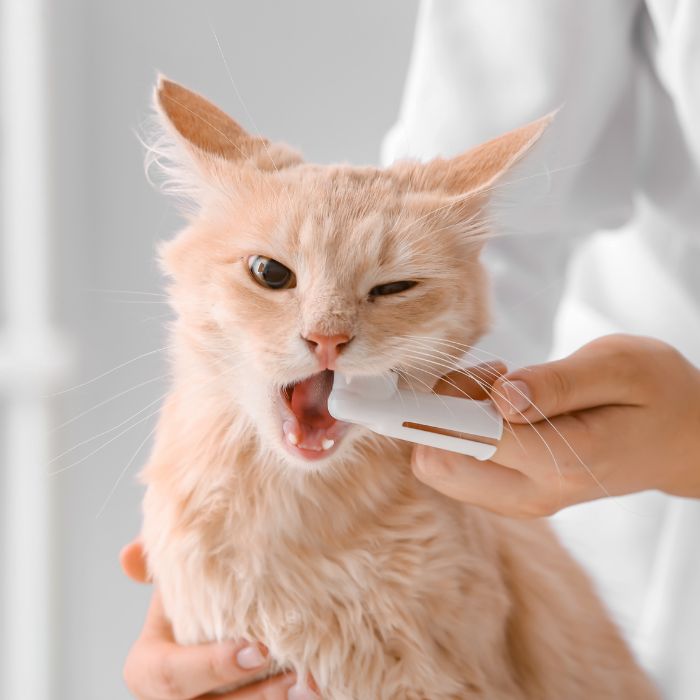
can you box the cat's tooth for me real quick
[283,420,300,446]
[322,438,335,451]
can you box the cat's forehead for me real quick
[279,167,420,272]
[222,164,452,284]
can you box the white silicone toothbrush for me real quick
[327,372,503,461]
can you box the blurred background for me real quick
[0,1,419,698]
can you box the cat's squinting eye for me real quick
[369,280,418,297]
[248,255,297,290]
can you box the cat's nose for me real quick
[303,332,353,369]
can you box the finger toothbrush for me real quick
[328,372,503,460]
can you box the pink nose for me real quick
[304,332,352,368]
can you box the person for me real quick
[122,1,700,697]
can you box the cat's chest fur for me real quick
[143,439,516,699]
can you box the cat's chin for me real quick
[275,370,352,465]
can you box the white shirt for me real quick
[382,2,700,697]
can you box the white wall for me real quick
[29,1,419,698]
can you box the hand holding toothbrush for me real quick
[413,334,700,517]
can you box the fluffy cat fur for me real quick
[140,78,658,699]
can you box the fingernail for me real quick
[236,644,266,669]
[502,379,532,414]
[288,684,320,700]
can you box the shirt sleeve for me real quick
[382,0,642,367]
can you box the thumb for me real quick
[490,346,640,423]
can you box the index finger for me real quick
[434,361,507,400]
[491,411,597,487]
[491,338,647,423]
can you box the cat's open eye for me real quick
[248,255,297,290]
[369,280,418,297]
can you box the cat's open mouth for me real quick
[278,370,350,461]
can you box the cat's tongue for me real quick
[283,370,340,455]
[290,370,335,429]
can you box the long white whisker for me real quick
[95,424,159,519]
[48,405,163,477]
[398,335,520,369]
[47,345,171,397]
[86,288,169,298]
[49,355,249,477]
[209,22,295,208]
[500,378,612,499]
[103,299,172,305]
[51,373,170,433]
[48,392,169,465]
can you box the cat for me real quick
[139,77,658,699]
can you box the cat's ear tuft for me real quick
[145,76,302,203]
[155,76,253,162]
[416,112,555,197]
[153,76,300,170]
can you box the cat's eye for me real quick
[369,280,418,297]
[248,255,297,290]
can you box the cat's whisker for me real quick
[47,344,172,397]
[86,288,169,298]
[140,311,176,324]
[95,424,159,519]
[380,370,407,412]
[368,348,439,408]
[48,391,170,466]
[398,335,518,370]
[208,23,295,209]
[103,299,172,305]
[51,372,171,433]
[496,376,613,500]
[48,404,164,477]
[50,355,249,477]
[379,359,459,419]
[399,347,508,392]
[386,364,421,408]
[398,340,505,380]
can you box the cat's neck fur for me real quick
[146,325,417,550]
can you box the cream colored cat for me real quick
[140,78,658,699]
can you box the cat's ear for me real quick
[147,76,301,201]
[153,77,301,171]
[415,112,555,197]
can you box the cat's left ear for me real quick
[413,112,555,198]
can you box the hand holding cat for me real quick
[120,541,311,700]
[413,334,700,516]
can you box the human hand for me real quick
[413,334,700,516]
[120,540,315,699]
